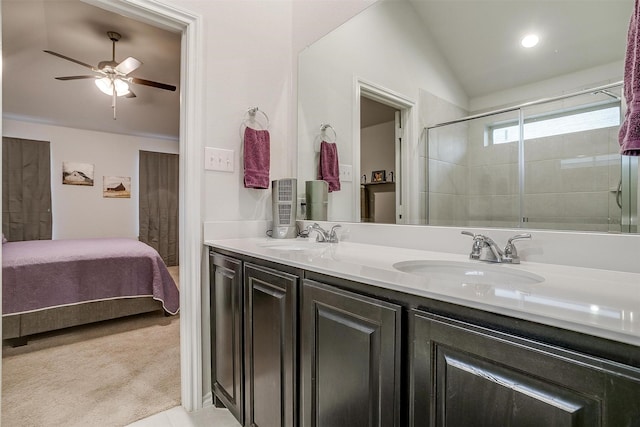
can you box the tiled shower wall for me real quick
[466,111,521,229]
[522,128,621,232]
[419,90,468,226]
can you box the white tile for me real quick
[126,411,173,427]
[126,406,241,427]
[182,407,242,427]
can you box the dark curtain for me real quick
[2,137,52,241]
[139,150,179,266]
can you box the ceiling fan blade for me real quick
[131,77,176,92]
[116,57,142,75]
[44,50,95,70]
[54,75,96,81]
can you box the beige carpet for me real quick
[2,265,181,427]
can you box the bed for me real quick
[2,237,180,345]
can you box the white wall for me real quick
[176,0,376,226]
[470,61,623,113]
[361,121,394,180]
[297,0,468,222]
[3,118,178,239]
[155,0,376,406]
[185,1,295,225]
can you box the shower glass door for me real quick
[426,110,521,228]
[426,82,639,233]
[520,88,623,232]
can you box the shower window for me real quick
[488,103,621,145]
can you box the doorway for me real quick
[88,0,203,412]
[355,80,414,224]
[0,0,203,417]
[360,97,399,223]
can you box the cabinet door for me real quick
[301,279,402,427]
[210,252,244,424]
[244,263,298,427]
[410,309,640,427]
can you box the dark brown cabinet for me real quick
[210,248,640,427]
[210,252,244,423]
[243,263,298,427]
[409,309,640,427]
[301,279,402,427]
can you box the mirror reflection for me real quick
[297,0,639,233]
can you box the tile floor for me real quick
[127,406,241,427]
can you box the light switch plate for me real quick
[339,164,353,182]
[204,147,234,172]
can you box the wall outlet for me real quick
[204,147,234,172]
[339,164,353,182]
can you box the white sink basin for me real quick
[393,260,544,287]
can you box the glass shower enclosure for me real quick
[426,82,639,233]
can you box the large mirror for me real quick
[297,0,639,233]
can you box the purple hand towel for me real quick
[318,140,340,192]
[243,127,270,189]
[620,0,640,156]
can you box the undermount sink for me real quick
[393,260,545,287]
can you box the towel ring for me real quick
[244,107,270,130]
[320,123,337,143]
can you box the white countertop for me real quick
[206,237,640,347]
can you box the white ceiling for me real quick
[2,0,181,140]
[409,0,632,99]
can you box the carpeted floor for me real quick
[2,266,181,427]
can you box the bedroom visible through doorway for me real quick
[2,1,189,422]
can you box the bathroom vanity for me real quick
[207,238,640,427]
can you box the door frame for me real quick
[353,78,415,223]
[84,0,204,411]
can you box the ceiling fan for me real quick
[44,31,177,120]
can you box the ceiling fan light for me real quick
[95,77,130,97]
[95,77,111,95]
[113,78,130,96]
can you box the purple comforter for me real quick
[2,238,179,315]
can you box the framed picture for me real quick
[371,170,386,183]
[103,176,131,198]
[62,162,94,186]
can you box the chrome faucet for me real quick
[462,231,531,264]
[502,233,532,264]
[307,223,342,243]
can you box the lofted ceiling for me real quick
[409,0,632,99]
[2,0,181,140]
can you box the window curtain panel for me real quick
[2,137,52,241]
[139,150,179,266]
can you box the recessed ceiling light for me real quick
[521,34,539,48]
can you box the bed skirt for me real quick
[3,297,164,345]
